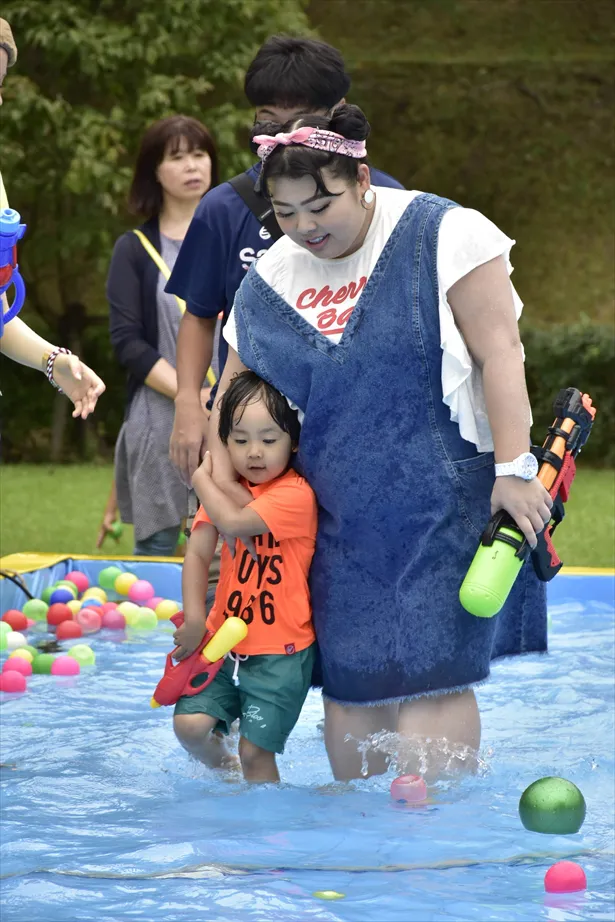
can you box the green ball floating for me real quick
[55,580,78,598]
[22,599,49,621]
[519,777,586,835]
[67,644,96,667]
[32,653,55,674]
[98,566,123,591]
[134,608,158,630]
[23,644,38,657]
[313,891,345,901]
[41,586,55,605]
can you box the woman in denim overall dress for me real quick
[207,105,552,781]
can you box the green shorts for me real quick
[174,643,316,754]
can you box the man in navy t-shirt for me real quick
[167,36,403,485]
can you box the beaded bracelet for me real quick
[45,347,71,393]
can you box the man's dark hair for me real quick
[218,371,301,446]
[244,35,350,112]
[128,115,219,219]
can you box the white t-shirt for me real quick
[224,188,525,452]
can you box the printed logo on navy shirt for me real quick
[259,226,271,241]
[240,246,269,271]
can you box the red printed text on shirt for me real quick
[295,277,367,336]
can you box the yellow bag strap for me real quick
[133,229,215,386]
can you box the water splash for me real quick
[346,730,490,781]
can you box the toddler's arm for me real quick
[174,521,218,661]
[193,452,269,542]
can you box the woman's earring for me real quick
[361,187,375,209]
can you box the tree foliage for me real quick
[2,0,309,328]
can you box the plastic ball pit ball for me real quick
[9,649,34,663]
[80,597,103,609]
[519,777,586,835]
[544,860,587,893]
[67,600,81,616]
[47,603,74,627]
[49,588,75,606]
[101,610,126,630]
[65,571,89,594]
[6,631,27,652]
[114,572,138,595]
[98,565,123,591]
[0,670,27,693]
[110,520,123,539]
[128,579,155,603]
[56,620,84,641]
[148,596,164,611]
[2,609,28,631]
[82,588,107,604]
[134,607,158,630]
[56,580,79,596]
[41,586,55,605]
[99,602,118,615]
[2,657,32,677]
[51,655,81,676]
[23,598,49,621]
[32,653,55,674]
[390,774,428,804]
[22,644,38,657]
[75,608,102,634]
[67,644,96,667]
[313,891,345,901]
[155,599,180,620]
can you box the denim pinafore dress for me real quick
[233,194,547,706]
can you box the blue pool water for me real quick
[1,562,614,922]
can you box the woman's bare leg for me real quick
[397,688,481,780]
[323,699,399,781]
[173,714,238,769]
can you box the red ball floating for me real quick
[2,609,28,631]
[390,774,428,804]
[75,608,102,634]
[65,570,89,594]
[544,861,587,893]
[2,657,32,677]
[47,603,73,627]
[0,670,27,692]
[56,620,84,640]
[99,602,119,616]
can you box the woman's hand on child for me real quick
[172,619,206,661]
[490,477,553,548]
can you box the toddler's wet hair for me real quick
[218,371,301,445]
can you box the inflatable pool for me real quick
[1,554,613,921]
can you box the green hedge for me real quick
[523,320,614,466]
[1,319,613,465]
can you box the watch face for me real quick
[520,452,539,480]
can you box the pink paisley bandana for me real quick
[253,126,367,163]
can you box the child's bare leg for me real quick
[174,714,237,769]
[238,737,280,783]
[397,688,481,780]
[323,700,399,781]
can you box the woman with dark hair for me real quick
[100,116,218,556]
[204,105,552,781]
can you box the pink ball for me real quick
[148,596,164,610]
[51,655,81,676]
[99,602,118,616]
[65,570,89,594]
[390,774,428,804]
[0,670,27,692]
[56,620,84,640]
[544,861,587,893]
[76,608,102,634]
[101,610,126,630]
[2,657,32,676]
[127,579,155,603]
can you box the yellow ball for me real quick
[9,649,34,663]
[114,572,138,596]
[67,599,81,616]
[313,891,345,901]
[82,587,107,603]
[117,601,140,626]
[135,607,158,630]
[155,599,180,620]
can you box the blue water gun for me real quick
[0,208,27,338]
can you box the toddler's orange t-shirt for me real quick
[192,469,317,656]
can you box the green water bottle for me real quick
[459,513,528,618]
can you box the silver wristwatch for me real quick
[494,451,538,482]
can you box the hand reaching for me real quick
[52,353,105,420]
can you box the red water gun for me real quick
[150,612,248,708]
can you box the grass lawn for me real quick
[0,464,613,568]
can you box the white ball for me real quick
[6,631,27,651]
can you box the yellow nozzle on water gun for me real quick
[150,697,161,708]
[202,617,248,662]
